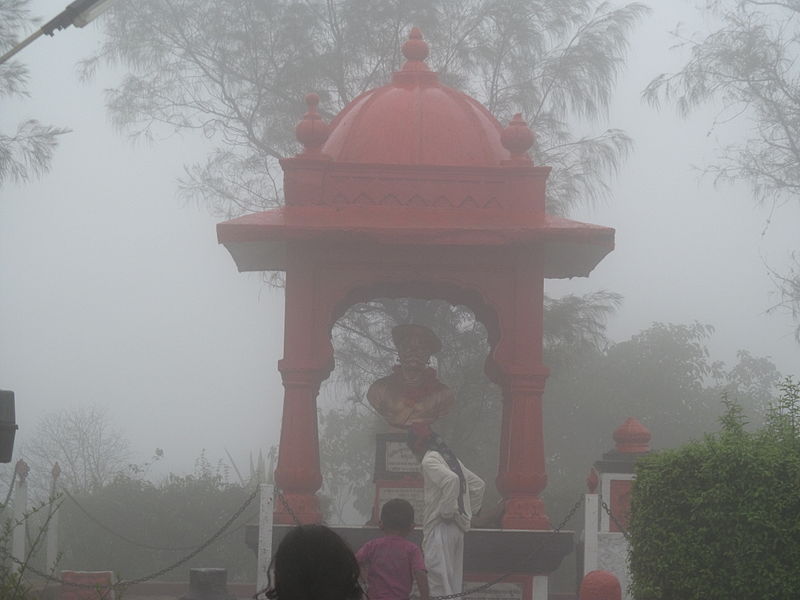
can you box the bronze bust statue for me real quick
[367,324,455,428]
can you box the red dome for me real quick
[613,417,652,453]
[321,29,512,166]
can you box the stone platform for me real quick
[245,524,574,574]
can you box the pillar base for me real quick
[502,496,551,530]
[273,491,321,525]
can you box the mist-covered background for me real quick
[1,0,799,585]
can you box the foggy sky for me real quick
[1,1,798,481]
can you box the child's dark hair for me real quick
[380,498,415,531]
[262,524,363,600]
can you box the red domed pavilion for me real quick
[217,28,614,531]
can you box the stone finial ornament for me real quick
[579,570,622,600]
[402,27,430,63]
[14,458,29,481]
[613,417,651,453]
[295,93,330,157]
[586,467,599,493]
[501,113,535,164]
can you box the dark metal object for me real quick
[179,569,236,600]
[0,390,18,463]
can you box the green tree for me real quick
[644,0,800,339]
[628,378,800,600]
[318,400,377,523]
[543,322,781,499]
[58,453,257,582]
[0,0,69,187]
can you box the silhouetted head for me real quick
[380,498,415,532]
[263,524,363,600]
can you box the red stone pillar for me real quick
[494,250,551,529]
[274,360,326,524]
[273,256,331,524]
[496,367,551,529]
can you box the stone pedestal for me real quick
[246,524,574,577]
[371,432,423,524]
[582,418,651,600]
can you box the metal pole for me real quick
[0,28,44,66]
[47,462,62,572]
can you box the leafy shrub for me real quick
[629,379,800,600]
[59,454,257,582]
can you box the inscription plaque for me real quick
[386,440,419,473]
[374,432,422,481]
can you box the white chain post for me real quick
[257,483,275,595]
[12,459,29,573]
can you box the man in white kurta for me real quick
[419,448,485,597]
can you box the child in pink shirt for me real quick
[356,498,430,600]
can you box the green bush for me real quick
[629,379,800,600]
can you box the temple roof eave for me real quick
[216,207,615,278]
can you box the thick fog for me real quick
[1,0,798,482]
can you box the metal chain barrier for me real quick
[276,486,304,526]
[22,484,584,596]
[6,483,261,591]
[61,487,212,551]
[600,498,630,540]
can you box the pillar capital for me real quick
[491,363,549,392]
[278,359,332,392]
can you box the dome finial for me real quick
[501,113,535,165]
[401,27,430,70]
[613,417,651,453]
[295,93,330,158]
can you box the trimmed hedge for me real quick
[629,379,800,600]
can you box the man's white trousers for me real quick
[423,520,464,597]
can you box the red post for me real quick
[495,251,551,529]
[496,368,551,529]
[273,258,331,524]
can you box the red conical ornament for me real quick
[501,113,535,165]
[579,570,622,600]
[401,27,430,69]
[586,467,599,493]
[295,93,330,158]
[613,417,651,453]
